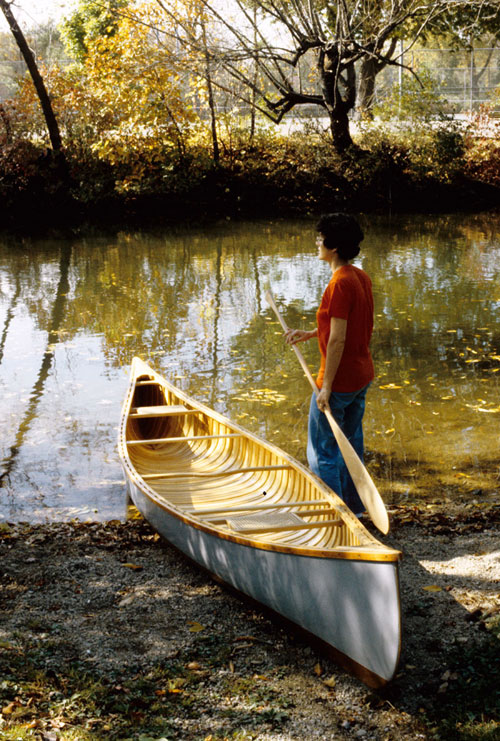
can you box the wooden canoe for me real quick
[118,357,402,687]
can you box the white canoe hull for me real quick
[125,475,400,686]
[119,358,401,687]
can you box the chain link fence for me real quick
[1,47,499,116]
[375,47,500,114]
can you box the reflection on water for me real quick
[0,214,499,522]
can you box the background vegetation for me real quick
[0,0,499,233]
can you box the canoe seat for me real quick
[129,405,198,418]
[227,511,303,532]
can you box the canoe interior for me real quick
[123,368,390,555]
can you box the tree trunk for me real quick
[319,49,356,154]
[357,57,378,118]
[357,40,398,119]
[200,15,219,164]
[329,108,354,153]
[0,0,63,152]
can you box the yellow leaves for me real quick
[313,662,335,688]
[323,676,336,688]
[422,585,442,592]
[233,388,287,404]
[167,677,188,693]
[187,621,205,632]
[465,402,500,413]
[379,383,402,390]
[121,562,143,571]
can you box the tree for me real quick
[0,0,63,152]
[158,0,497,153]
[156,0,450,153]
[59,0,130,61]
[414,1,500,110]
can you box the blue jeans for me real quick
[307,384,370,516]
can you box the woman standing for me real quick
[285,213,374,516]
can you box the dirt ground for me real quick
[0,505,499,740]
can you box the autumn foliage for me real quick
[0,1,499,230]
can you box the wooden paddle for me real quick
[265,289,389,535]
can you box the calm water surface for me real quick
[1,213,499,522]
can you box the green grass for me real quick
[425,635,500,741]
[0,640,290,740]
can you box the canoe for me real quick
[118,357,402,687]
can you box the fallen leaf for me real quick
[121,563,143,571]
[187,621,205,632]
[168,678,187,692]
[423,585,442,592]
[323,676,336,688]
[313,662,323,676]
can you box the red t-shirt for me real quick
[316,265,374,392]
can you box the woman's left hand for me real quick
[316,387,330,412]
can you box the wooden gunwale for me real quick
[119,358,401,562]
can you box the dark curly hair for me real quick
[316,213,364,261]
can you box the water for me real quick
[0,213,499,522]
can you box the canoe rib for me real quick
[118,357,402,688]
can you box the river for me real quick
[0,213,499,522]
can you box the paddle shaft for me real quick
[265,289,389,535]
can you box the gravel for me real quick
[0,507,498,740]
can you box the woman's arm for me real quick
[316,316,347,411]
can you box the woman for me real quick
[285,213,374,515]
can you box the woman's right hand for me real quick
[285,328,313,345]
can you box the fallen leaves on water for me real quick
[233,388,287,404]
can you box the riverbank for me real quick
[1,504,498,740]
[2,129,500,237]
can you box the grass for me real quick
[0,640,291,740]
[425,634,500,740]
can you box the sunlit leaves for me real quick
[232,388,287,405]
